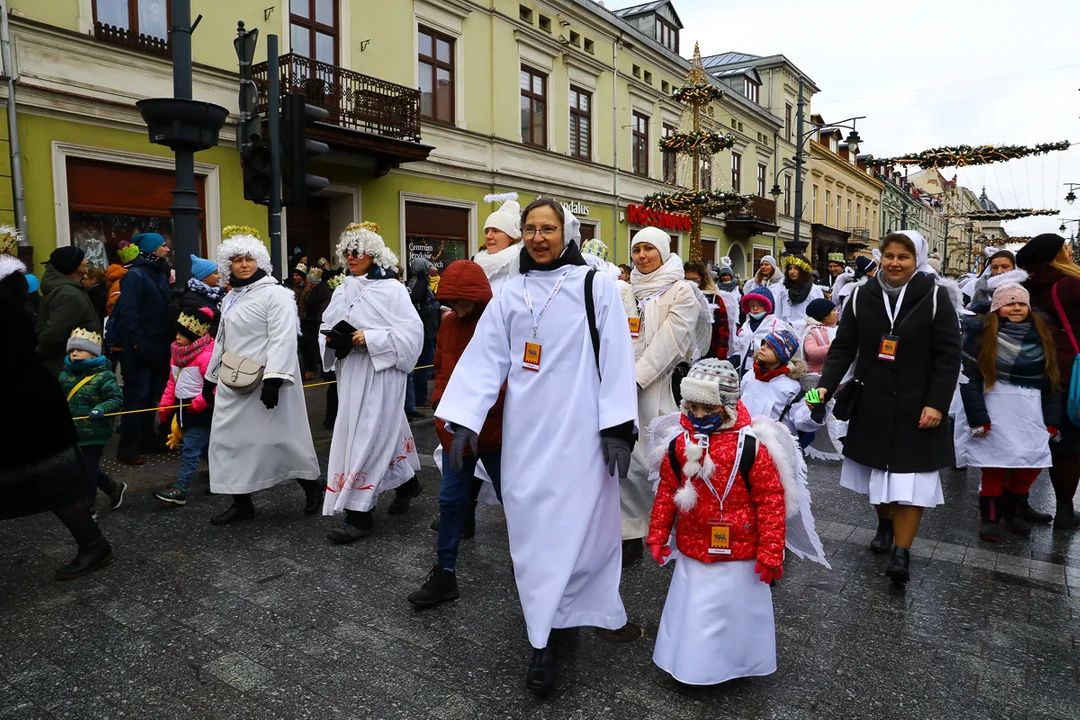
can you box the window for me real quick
[569,31,580,46]
[418,27,454,124]
[584,38,594,54]
[783,175,792,216]
[846,199,851,227]
[756,164,766,198]
[662,123,677,183]
[290,0,338,64]
[836,196,842,228]
[856,202,861,227]
[632,65,641,79]
[812,185,818,222]
[569,86,591,159]
[93,0,170,53]
[730,152,742,192]
[700,155,713,192]
[825,189,831,223]
[785,104,792,142]
[662,81,670,94]
[632,112,649,176]
[520,66,547,147]
[644,71,653,85]
[538,14,551,32]
[655,14,679,52]
[519,4,533,22]
[744,78,759,104]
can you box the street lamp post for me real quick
[1064,182,1080,206]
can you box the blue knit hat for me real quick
[805,297,836,322]
[190,254,217,280]
[133,232,166,254]
[762,329,800,366]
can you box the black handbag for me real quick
[831,378,863,422]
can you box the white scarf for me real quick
[630,253,685,302]
[472,243,520,284]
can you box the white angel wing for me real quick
[645,412,685,493]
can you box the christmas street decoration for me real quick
[951,209,1059,222]
[868,141,1070,170]
[644,190,749,215]
[659,129,735,155]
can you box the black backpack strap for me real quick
[739,435,757,493]
[778,396,798,424]
[584,269,601,376]
[667,436,681,482]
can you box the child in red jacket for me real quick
[647,358,787,686]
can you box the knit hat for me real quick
[855,255,877,276]
[482,192,522,241]
[1016,233,1066,268]
[740,285,774,314]
[990,283,1030,313]
[47,246,85,275]
[827,252,845,264]
[762,329,800,366]
[117,240,140,263]
[0,225,19,256]
[631,226,672,263]
[307,267,323,284]
[680,358,741,410]
[67,327,103,356]
[335,222,399,271]
[134,232,166,254]
[177,307,214,340]
[760,254,777,270]
[718,256,734,278]
[190,254,217,280]
[806,297,836,322]
[581,238,610,262]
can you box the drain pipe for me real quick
[611,34,620,262]
[0,1,26,243]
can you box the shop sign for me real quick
[561,200,591,217]
[627,203,691,232]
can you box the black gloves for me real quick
[601,436,631,480]
[448,425,480,473]
[261,378,283,410]
[202,380,217,407]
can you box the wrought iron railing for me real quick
[731,196,777,224]
[93,22,171,58]
[252,53,422,143]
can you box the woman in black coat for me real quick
[816,232,961,585]
[0,255,113,581]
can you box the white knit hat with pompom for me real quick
[482,192,522,241]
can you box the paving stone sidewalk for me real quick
[1,387,1078,719]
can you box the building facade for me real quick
[908,169,1007,275]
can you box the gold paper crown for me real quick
[294,262,308,273]
[784,256,814,274]
[69,327,103,345]
[307,266,323,280]
[327,274,344,289]
[177,311,211,337]
[222,225,261,240]
[345,221,380,234]
[0,225,19,255]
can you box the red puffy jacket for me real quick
[433,260,505,455]
[646,402,786,569]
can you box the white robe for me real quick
[742,274,783,296]
[320,274,424,513]
[730,315,795,377]
[620,280,701,539]
[436,263,637,649]
[716,287,741,346]
[206,276,320,494]
[740,369,825,436]
[774,283,825,334]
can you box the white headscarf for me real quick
[898,230,936,276]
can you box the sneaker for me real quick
[108,481,128,510]
[407,565,459,608]
[155,487,188,506]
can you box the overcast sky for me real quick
[611,0,1080,240]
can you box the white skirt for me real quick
[953,383,1052,470]
[840,459,944,508]
[653,556,776,686]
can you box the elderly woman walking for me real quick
[320,223,424,542]
[205,230,322,525]
[815,231,961,585]
[619,226,709,563]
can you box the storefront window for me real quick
[69,212,179,268]
[406,236,469,275]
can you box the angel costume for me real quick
[436,218,637,651]
[473,192,523,293]
[320,225,423,517]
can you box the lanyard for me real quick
[220,285,253,320]
[693,429,746,517]
[345,280,376,319]
[882,283,908,333]
[636,283,675,315]
[522,269,571,339]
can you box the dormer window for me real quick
[744,77,759,104]
[655,14,679,52]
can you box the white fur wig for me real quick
[0,253,26,281]
[335,223,400,270]
[217,234,273,281]
[986,267,1029,290]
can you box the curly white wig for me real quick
[0,253,26,281]
[335,224,400,270]
[217,234,273,281]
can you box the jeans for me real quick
[79,444,115,507]
[120,355,170,441]
[176,425,212,492]
[437,449,503,571]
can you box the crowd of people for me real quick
[3,196,1080,696]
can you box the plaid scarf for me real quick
[172,334,212,368]
[187,276,226,303]
[963,318,1047,389]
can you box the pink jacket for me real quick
[801,320,835,375]
[159,338,215,425]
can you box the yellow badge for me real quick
[522,341,543,372]
[708,520,732,555]
[628,316,641,338]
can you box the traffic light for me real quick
[241,138,272,204]
[281,93,329,207]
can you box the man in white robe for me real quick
[436,200,637,695]
[205,232,322,525]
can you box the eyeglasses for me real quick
[522,225,562,240]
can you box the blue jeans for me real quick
[176,425,211,492]
[405,371,416,414]
[413,337,436,406]
[437,449,502,571]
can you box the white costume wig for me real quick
[0,253,26,281]
[335,223,400,270]
[216,233,273,281]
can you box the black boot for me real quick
[53,502,113,581]
[525,646,557,695]
[1001,491,1033,536]
[115,434,144,466]
[327,509,374,544]
[210,494,255,526]
[298,479,324,515]
[885,546,911,585]
[407,565,460,608]
[429,516,440,532]
[388,478,422,515]
[869,518,894,554]
[621,538,643,567]
[1053,506,1080,530]
[979,496,1001,542]
[1017,494,1053,524]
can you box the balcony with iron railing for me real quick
[93,22,171,57]
[252,53,423,144]
[724,196,779,237]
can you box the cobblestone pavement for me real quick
[1,386,1078,719]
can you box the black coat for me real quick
[105,255,173,364]
[819,272,962,473]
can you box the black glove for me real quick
[202,380,217,407]
[809,401,828,424]
[601,436,631,480]
[261,378,283,410]
[449,424,480,474]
